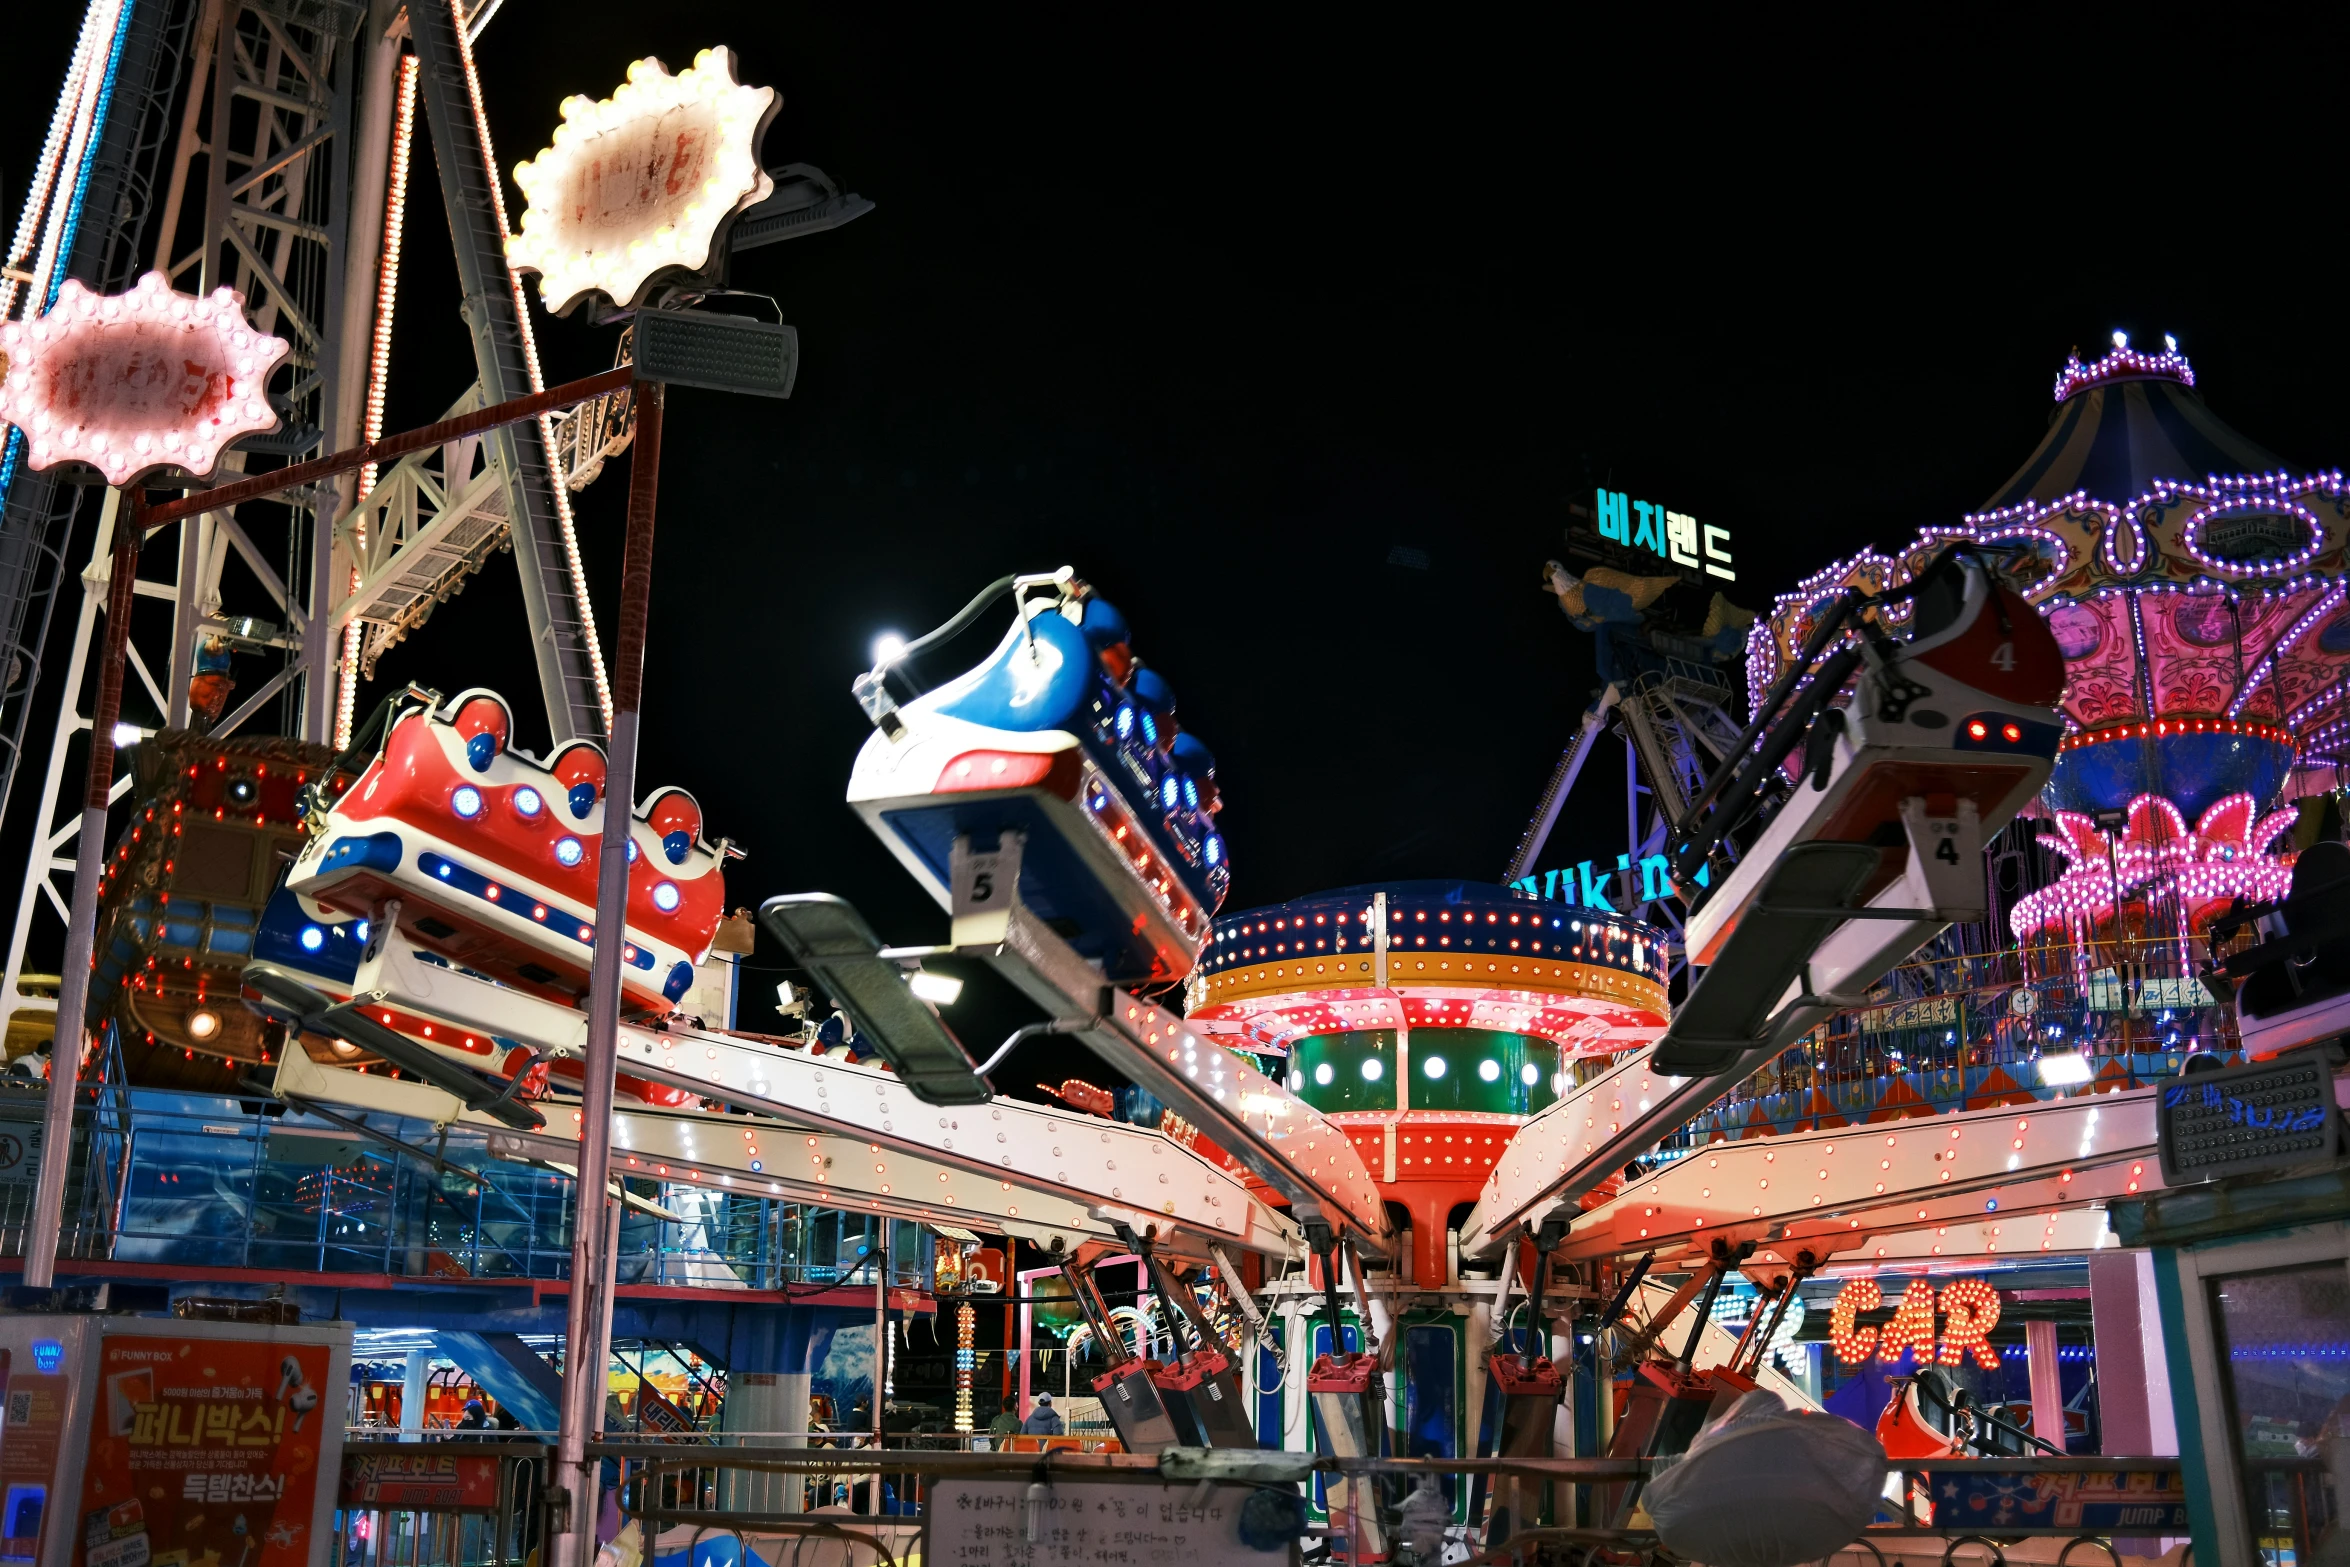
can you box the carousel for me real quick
[1733,334,2350,1119]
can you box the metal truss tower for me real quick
[1503,658,1749,954]
[0,0,622,1059]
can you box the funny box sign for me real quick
[72,1335,330,1567]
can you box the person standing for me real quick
[1020,1392,1064,1436]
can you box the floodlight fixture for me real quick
[631,307,798,399]
[908,971,963,1006]
[759,893,989,1104]
[2039,1051,2094,1087]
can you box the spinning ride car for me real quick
[1658,546,2067,1073]
[239,688,727,1121]
[849,569,1228,982]
[239,883,701,1114]
[284,688,728,1013]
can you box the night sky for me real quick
[8,6,2350,1079]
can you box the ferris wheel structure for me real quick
[0,0,657,1062]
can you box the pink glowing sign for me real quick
[0,272,287,486]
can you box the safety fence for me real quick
[1676,935,2245,1142]
[580,1446,2200,1567]
[323,1440,2217,1566]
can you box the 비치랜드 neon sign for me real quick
[1594,488,1734,581]
[1829,1275,2003,1369]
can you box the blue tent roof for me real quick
[1980,372,2288,512]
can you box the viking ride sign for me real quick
[505,48,781,314]
[0,273,288,485]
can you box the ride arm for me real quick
[1668,588,1861,857]
[1210,1242,1284,1371]
[1669,642,1864,883]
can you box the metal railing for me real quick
[1674,935,2240,1142]
[0,1084,931,1290]
[573,1446,2194,1567]
[321,1437,2198,1567]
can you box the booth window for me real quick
[2207,1263,2350,1560]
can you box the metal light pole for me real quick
[868,1219,890,1512]
[24,494,142,1288]
[555,379,664,1561]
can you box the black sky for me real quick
[7,5,2350,1064]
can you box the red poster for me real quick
[339,1452,500,1514]
[73,1336,330,1567]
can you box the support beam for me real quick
[24,501,142,1288]
[405,0,607,743]
[555,380,659,1562]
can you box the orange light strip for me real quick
[2057,716,2294,754]
[451,15,612,733]
[337,55,420,750]
[356,54,417,502]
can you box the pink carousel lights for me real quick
[2050,331,2195,402]
[2007,793,2296,941]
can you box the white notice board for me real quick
[925,1476,1289,1567]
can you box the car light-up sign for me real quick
[0,272,287,485]
[1829,1275,2003,1368]
[506,48,780,315]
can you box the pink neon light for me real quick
[2007,791,2296,940]
[0,273,287,486]
[2180,495,2327,580]
[2052,338,2195,403]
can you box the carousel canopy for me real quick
[1982,338,2288,512]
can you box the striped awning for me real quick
[1982,372,2288,512]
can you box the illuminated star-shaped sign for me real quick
[506,48,779,314]
[0,272,287,486]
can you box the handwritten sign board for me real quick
[925,1477,1286,1567]
[340,1451,502,1514]
[1928,1469,2189,1531]
[2157,1055,2341,1183]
